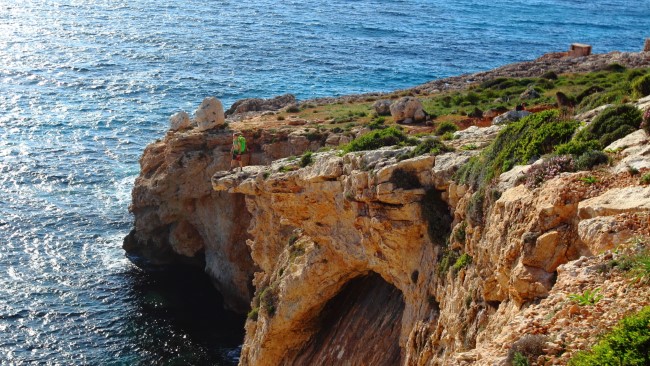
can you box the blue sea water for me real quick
[0,0,649,364]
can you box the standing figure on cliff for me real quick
[231,132,247,172]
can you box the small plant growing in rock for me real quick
[437,250,459,276]
[512,352,529,366]
[506,334,548,366]
[300,151,313,167]
[524,155,575,189]
[568,288,603,306]
[579,175,599,185]
[440,131,456,141]
[641,173,650,185]
[247,307,259,321]
[260,285,279,316]
[454,221,467,244]
[452,253,472,273]
[461,143,478,150]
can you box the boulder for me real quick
[169,111,191,131]
[226,94,296,116]
[519,87,540,100]
[389,97,426,123]
[194,97,225,131]
[606,130,650,173]
[372,100,392,116]
[578,186,650,219]
[492,110,531,125]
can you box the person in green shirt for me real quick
[230,132,247,172]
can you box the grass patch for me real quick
[579,175,599,185]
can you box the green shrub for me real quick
[568,288,603,306]
[575,150,609,171]
[305,131,324,142]
[569,306,650,366]
[260,286,279,316]
[368,116,386,130]
[632,74,650,99]
[575,104,642,147]
[437,249,459,276]
[342,126,415,153]
[286,105,300,113]
[390,168,421,189]
[452,253,472,272]
[575,85,605,103]
[553,140,601,156]
[300,151,313,167]
[455,110,578,191]
[412,138,452,156]
[576,91,625,112]
[435,121,458,136]
[541,70,558,80]
[441,131,455,141]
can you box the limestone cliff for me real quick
[125,52,650,365]
[212,126,649,365]
[123,126,326,312]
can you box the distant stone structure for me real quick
[644,38,650,52]
[568,43,592,57]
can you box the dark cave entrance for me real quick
[292,272,405,366]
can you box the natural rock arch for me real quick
[288,272,406,366]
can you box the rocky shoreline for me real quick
[124,50,650,365]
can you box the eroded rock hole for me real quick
[421,189,452,246]
[292,273,405,366]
